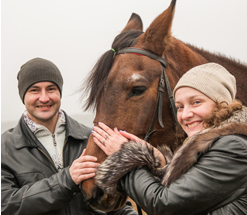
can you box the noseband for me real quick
[116,47,178,142]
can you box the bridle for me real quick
[116,47,179,141]
[116,47,178,215]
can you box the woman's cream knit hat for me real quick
[173,63,236,104]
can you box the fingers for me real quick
[71,165,99,184]
[92,123,129,156]
[98,122,115,136]
[93,135,106,152]
[75,161,100,168]
[114,127,121,135]
[119,130,141,142]
[69,153,100,185]
[77,173,96,182]
[82,149,86,156]
[77,154,98,163]
[92,128,108,147]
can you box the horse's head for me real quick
[81,0,179,211]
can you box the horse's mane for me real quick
[186,42,247,70]
[81,30,143,111]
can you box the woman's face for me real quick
[175,87,216,138]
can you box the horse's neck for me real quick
[186,43,247,72]
[167,37,247,105]
[168,37,246,74]
[165,38,208,78]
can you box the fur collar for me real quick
[163,106,247,185]
[96,106,247,196]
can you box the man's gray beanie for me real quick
[17,58,63,103]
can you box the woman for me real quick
[92,63,247,215]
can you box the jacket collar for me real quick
[13,117,40,149]
[64,111,91,140]
[23,109,66,135]
[13,110,90,149]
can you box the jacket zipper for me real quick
[52,134,57,146]
[38,148,58,172]
[38,136,67,172]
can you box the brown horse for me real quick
[80,0,247,212]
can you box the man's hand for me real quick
[69,150,100,185]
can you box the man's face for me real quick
[24,81,61,126]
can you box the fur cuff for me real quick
[96,141,165,196]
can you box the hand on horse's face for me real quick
[69,149,100,185]
[92,122,128,156]
[92,123,167,166]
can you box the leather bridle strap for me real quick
[116,47,178,141]
[117,47,168,67]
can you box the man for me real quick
[1,58,137,215]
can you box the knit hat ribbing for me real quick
[173,63,236,105]
[17,58,63,103]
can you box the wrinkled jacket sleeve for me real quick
[1,166,79,215]
[120,135,247,215]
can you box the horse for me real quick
[80,0,247,212]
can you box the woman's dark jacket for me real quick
[96,107,247,215]
[1,112,137,215]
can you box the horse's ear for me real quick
[121,13,143,33]
[136,0,176,55]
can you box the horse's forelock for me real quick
[81,30,143,111]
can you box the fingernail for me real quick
[92,130,94,133]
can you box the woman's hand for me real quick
[92,122,128,156]
[92,123,167,167]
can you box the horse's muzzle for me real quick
[82,185,127,212]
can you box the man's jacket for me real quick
[1,112,137,215]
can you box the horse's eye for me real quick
[130,86,147,97]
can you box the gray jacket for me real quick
[1,112,137,215]
[120,134,247,215]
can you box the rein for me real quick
[116,47,178,215]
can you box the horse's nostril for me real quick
[92,186,104,199]
[87,187,105,207]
